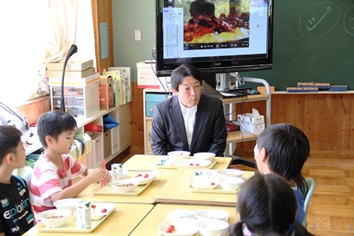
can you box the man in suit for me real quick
[150,64,227,156]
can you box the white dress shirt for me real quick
[178,99,198,147]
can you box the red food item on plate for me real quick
[211,182,215,185]
[196,163,200,166]
[91,204,96,209]
[189,163,194,166]
[101,208,107,213]
[136,174,142,177]
[144,174,149,178]
[166,224,175,233]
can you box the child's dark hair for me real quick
[36,110,77,148]
[0,125,22,164]
[255,123,310,195]
[229,174,314,236]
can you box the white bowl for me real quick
[217,169,244,178]
[38,209,72,228]
[53,198,83,212]
[196,219,229,236]
[158,218,198,236]
[168,151,191,163]
[192,152,216,161]
[111,179,139,192]
[131,170,160,185]
[195,209,229,222]
[188,176,219,190]
[219,177,244,191]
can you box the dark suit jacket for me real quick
[150,94,227,156]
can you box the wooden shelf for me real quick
[226,130,259,143]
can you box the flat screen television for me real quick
[155,0,274,77]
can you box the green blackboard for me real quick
[242,0,354,91]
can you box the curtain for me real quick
[37,0,78,96]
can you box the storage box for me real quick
[237,113,264,124]
[50,80,100,118]
[145,93,169,117]
[85,133,103,169]
[240,122,265,135]
[47,59,94,71]
[99,76,114,110]
[103,130,112,158]
[46,67,96,78]
[110,126,120,154]
[137,61,171,89]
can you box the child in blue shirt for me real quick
[0,126,35,235]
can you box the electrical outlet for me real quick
[134,30,141,41]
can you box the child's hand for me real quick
[87,168,108,183]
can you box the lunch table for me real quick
[130,203,238,236]
[154,168,255,207]
[122,154,232,170]
[24,203,154,236]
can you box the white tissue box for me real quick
[237,113,264,124]
[240,122,265,135]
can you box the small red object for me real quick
[196,163,200,166]
[211,182,215,185]
[136,174,142,177]
[91,204,96,209]
[189,163,194,166]
[144,174,149,178]
[101,208,107,213]
[166,225,175,233]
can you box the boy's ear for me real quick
[5,153,15,165]
[259,147,268,163]
[45,135,54,145]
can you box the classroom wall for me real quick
[112,0,354,90]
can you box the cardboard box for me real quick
[137,61,171,90]
[47,59,94,71]
[46,67,95,78]
[103,70,123,107]
[99,76,114,110]
[48,73,100,86]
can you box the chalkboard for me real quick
[242,0,354,91]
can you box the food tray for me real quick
[37,203,116,233]
[92,181,152,196]
[188,184,240,194]
[157,159,217,170]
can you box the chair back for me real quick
[301,177,316,227]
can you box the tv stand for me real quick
[222,76,271,168]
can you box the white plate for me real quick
[73,202,116,221]
[127,170,160,185]
[178,159,211,167]
[158,218,199,236]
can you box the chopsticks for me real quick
[101,158,106,190]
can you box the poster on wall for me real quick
[100,22,109,59]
